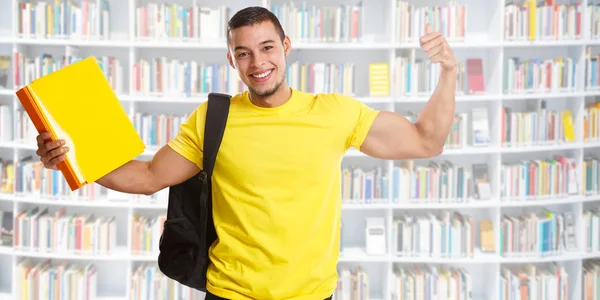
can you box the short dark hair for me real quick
[227,6,286,45]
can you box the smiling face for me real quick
[227,20,291,100]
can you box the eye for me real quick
[263,46,273,51]
[237,52,249,58]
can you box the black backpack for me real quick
[157,92,231,291]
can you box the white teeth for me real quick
[252,70,271,78]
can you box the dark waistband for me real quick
[205,291,333,300]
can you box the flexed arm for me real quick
[360,24,458,160]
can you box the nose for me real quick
[250,52,266,68]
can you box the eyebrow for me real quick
[234,40,275,51]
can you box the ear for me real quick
[226,52,235,69]
[283,36,291,56]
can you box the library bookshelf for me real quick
[0,0,600,299]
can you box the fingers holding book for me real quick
[36,132,69,170]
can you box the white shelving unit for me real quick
[0,0,599,299]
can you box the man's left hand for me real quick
[419,23,458,72]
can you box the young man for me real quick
[35,6,457,300]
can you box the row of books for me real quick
[130,214,166,255]
[135,4,228,41]
[395,0,466,42]
[583,156,600,196]
[271,2,362,43]
[504,57,576,94]
[12,52,124,93]
[391,211,475,258]
[131,112,187,149]
[504,1,583,41]
[591,4,600,39]
[17,259,98,300]
[335,266,369,300]
[500,210,577,257]
[500,155,580,200]
[583,259,600,300]
[500,264,569,300]
[500,104,576,146]
[132,58,245,97]
[17,0,110,40]
[131,263,205,300]
[12,206,118,255]
[286,61,355,95]
[341,167,388,204]
[392,56,468,96]
[391,265,472,300]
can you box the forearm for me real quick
[415,67,458,152]
[96,160,157,195]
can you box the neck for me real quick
[249,83,292,108]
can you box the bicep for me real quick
[360,111,439,160]
[148,144,202,191]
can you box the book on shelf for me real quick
[131,263,205,300]
[500,264,569,300]
[18,259,98,300]
[501,102,576,146]
[0,56,9,89]
[287,61,355,95]
[504,56,576,94]
[130,214,166,255]
[391,160,476,204]
[136,4,230,41]
[391,265,472,300]
[504,0,582,41]
[335,266,369,300]
[17,0,111,40]
[394,0,467,42]
[500,210,577,257]
[479,219,495,253]
[0,209,13,247]
[271,2,362,42]
[341,166,388,204]
[501,155,579,200]
[16,56,145,191]
[391,211,475,258]
[368,63,389,96]
[584,100,600,142]
[13,206,118,255]
[582,155,600,196]
[393,55,467,96]
[472,163,492,200]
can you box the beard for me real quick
[248,70,286,98]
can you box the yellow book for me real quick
[368,63,389,96]
[16,56,145,191]
[563,110,575,142]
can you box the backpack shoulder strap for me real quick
[203,92,231,177]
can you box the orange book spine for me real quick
[15,86,83,191]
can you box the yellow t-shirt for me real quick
[167,88,380,300]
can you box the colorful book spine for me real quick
[12,206,117,255]
[270,2,362,43]
[16,0,111,39]
[391,265,472,300]
[501,104,575,146]
[286,62,355,95]
[341,167,388,204]
[394,0,467,42]
[132,58,245,97]
[499,264,569,300]
[504,1,582,41]
[501,155,579,200]
[131,113,187,150]
[131,263,205,300]
[393,56,466,96]
[17,259,98,300]
[500,210,574,257]
[391,211,475,258]
[335,267,369,300]
[504,57,576,93]
[135,4,229,41]
[582,156,600,196]
[130,214,166,255]
[391,160,475,203]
